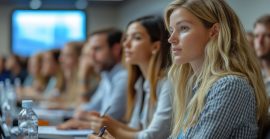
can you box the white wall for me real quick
[0,6,13,56]
[86,5,119,32]
[117,0,270,31]
[117,0,171,29]
[227,0,270,31]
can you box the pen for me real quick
[98,126,107,137]
[100,106,111,117]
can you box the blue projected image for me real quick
[12,10,87,57]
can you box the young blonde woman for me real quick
[77,42,100,103]
[21,53,48,100]
[59,42,83,108]
[164,0,269,138]
[86,15,173,139]
[52,41,83,109]
[41,49,64,105]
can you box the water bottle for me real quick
[18,100,38,139]
[5,79,17,120]
[1,81,13,127]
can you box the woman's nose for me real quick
[123,39,131,48]
[168,32,178,45]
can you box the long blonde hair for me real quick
[164,0,269,137]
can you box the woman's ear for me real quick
[209,23,220,38]
[151,41,161,55]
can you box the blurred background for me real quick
[0,0,269,57]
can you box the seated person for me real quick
[59,15,173,139]
[0,55,11,82]
[5,54,27,85]
[58,28,128,121]
[166,0,268,138]
[20,53,48,101]
[77,42,100,103]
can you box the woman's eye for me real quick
[180,26,189,32]
[134,35,141,40]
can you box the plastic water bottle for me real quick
[1,81,13,127]
[18,100,38,139]
[5,79,18,120]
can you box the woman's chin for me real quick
[125,58,133,64]
[173,58,185,65]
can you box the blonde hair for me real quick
[165,0,269,137]
[30,53,49,92]
[43,49,65,92]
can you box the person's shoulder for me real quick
[214,75,250,88]
[208,75,254,99]
[112,64,128,79]
[157,76,171,88]
[156,76,173,96]
[215,75,249,85]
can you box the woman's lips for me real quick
[125,51,132,57]
[172,47,182,55]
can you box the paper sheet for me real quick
[39,126,93,138]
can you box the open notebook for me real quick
[39,126,93,139]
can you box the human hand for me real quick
[87,115,120,135]
[88,130,115,139]
[74,110,100,120]
[57,118,91,130]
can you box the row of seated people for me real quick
[0,40,100,109]
[78,0,270,138]
[1,0,270,138]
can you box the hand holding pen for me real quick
[98,126,107,137]
[88,106,112,133]
[87,126,107,139]
[88,128,115,139]
[87,106,125,139]
[57,106,112,130]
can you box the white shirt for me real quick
[81,64,128,120]
[128,77,172,139]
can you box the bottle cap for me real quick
[22,100,33,108]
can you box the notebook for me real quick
[39,126,93,139]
